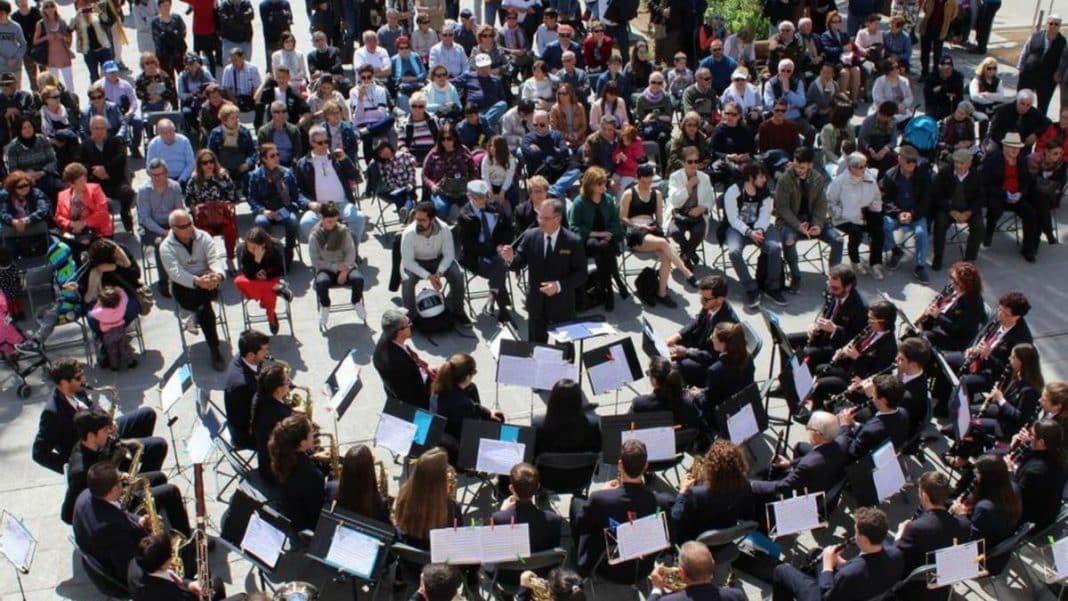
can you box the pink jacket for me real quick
[613,137,644,178]
[0,292,24,353]
[88,287,128,333]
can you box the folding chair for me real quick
[740,320,763,361]
[75,544,130,598]
[92,315,147,365]
[695,520,759,584]
[140,238,159,287]
[203,402,256,501]
[174,290,232,359]
[237,238,295,335]
[365,159,407,236]
[481,548,568,601]
[42,315,96,368]
[534,452,600,501]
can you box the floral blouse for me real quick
[186,173,239,207]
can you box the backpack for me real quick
[633,267,659,305]
[903,115,938,152]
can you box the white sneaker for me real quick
[183,315,200,335]
[854,261,871,275]
[354,300,368,322]
[319,306,330,330]
[871,264,885,280]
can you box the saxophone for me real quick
[446,464,457,501]
[688,455,706,482]
[271,357,315,425]
[314,431,340,480]
[115,439,145,507]
[129,476,188,577]
[375,460,390,499]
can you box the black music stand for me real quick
[600,412,675,465]
[306,509,393,598]
[322,350,364,445]
[845,441,907,507]
[761,309,798,424]
[458,419,536,504]
[496,338,576,418]
[712,382,771,454]
[640,317,671,359]
[581,336,642,411]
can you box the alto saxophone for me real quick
[314,432,340,480]
[271,357,315,425]
[129,476,188,577]
[375,460,390,499]
[115,438,144,507]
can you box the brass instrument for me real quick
[446,464,457,501]
[528,576,552,601]
[658,565,687,592]
[915,282,954,331]
[84,384,119,421]
[273,582,320,600]
[193,464,212,601]
[128,476,189,577]
[687,455,706,482]
[115,439,145,507]
[271,357,315,424]
[313,431,341,480]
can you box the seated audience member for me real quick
[987,89,1050,149]
[138,158,186,294]
[456,103,492,151]
[762,59,812,141]
[550,81,588,150]
[672,440,754,544]
[390,38,427,113]
[806,63,842,131]
[857,102,901,175]
[71,462,149,584]
[159,209,228,371]
[533,379,601,456]
[334,445,392,524]
[590,83,630,132]
[256,100,302,168]
[457,179,514,322]
[752,410,846,500]
[698,39,738,96]
[513,175,568,232]
[186,149,240,273]
[667,146,716,268]
[392,447,462,549]
[145,119,195,186]
[309,201,365,330]
[634,72,673,159]
[400,92,440,164]
[758,99,802,157]
[981,132,1039,262]
[54,162,113,256]
[923,56,964,122]
[1030,139,1065,247]
[501,99,536,153]
[720,70,763,132]
[247,144,305,268]
[666,275,739,387]
[870,59,914,127]
[457,53,508,131]
[399,201,467,323]
[879,145,933,282]
[710,100,758,183]
[772,507,904,601]
[723,162,786,308]
[224,329,271,450]
[665,52,695,103]
[373,309,433,409]
[422,123,475,220]
[235,227,290,334]
[773,147,844,292]
[256,66,310,129]
[666,112,711,175]
[948,455,1022,574]
[269,415,334,532]
[939,101,978,152]
[631,357,703,435]
[826,152,885,279]
[0,171,50,259]
[698,322,756,413]
[369,140,419,216]
[568,166,625,310]
[836,374,911,459]
[205,103,257,194]
[296,125,367,250]
[81,115,135,233]
[319,99,359,161]
[555,53,590,110]
[648,541,746,601]
[931,149,984,266]
[480,136,520,218]
[521,110,582,200]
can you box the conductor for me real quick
[499,198,588,342]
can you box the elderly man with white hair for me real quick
[763,59,811,141]
[145,119,196,185]
[354,30,392,81]
[159,208,228,371]
[1017,14,1065,115]
[750,410,846,499]
[827,152,885,279]
[296,125,368,253]
[456,180,515,322]
[372,308,433,409]
[987,89,1051,148]
[429,22,470,78]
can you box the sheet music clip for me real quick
[926,539,987,588]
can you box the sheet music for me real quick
[489,327,517,361]
[327,368,360,413]
[497,354,538,388]
[772,493,823,536]
[955,385,970,438]
[934,541,982,586]
[480,523,531,563]
[534,357,576,391]
[1,513,33,571]
[160,364,191,413]
[1051,537,1068,580]
[588,343,633,395]
[325,524,380,578]
[621,426,676,462]
[727,402,760,445]
[375,413,418,457]
[241,513,285,569]
[791,358,814,401]
[533,346,564,363]
[412,410,433,445]
[615,513,669,562]
[872,442,905,502]
[335,352,359,392]
[549,321,615,342]
[475,439,526,475]
[642,318,672,358]
[430,527,484,564]
[186,417,214,464]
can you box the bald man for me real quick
[648,541,746,601]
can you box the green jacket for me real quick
[774,166,830,229]
[569,192,625,252]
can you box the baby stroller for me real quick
[0,290,50,399]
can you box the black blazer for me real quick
[670,482,753,543]
[532,412,601,456]
[456,203,514,272]
[979,149,1034,208]
[80,135,130,196]
[630,389,704,434]
[72,490,149,583]
[432,385,493,440]
[846,330,897,379]
[968,497,1017,574]
[879,164,932,219]
[816,547,904,601]
[976,320,1033,380]
[1014,450,1067,531]
[895,509,971,573]
[372,335,431,410]
[278,454,327,532]
[223,357,258,450]
[239,240,285,281]
[63,443,111,525]
[990,379,1040,439]
[813,289,868,349]
[33,389,96,475]
[923,292,986,353]
[675,302,740,367]
[572,483,673,581]
[252,394,293,482]
[129,570,197,601]
[752,441,848,498]
[931,168,983,216]
[901,374,930,441]
[647,582,747,601]
[491,500,563,553]
[700,360,755,411]
[837,409,910,459]
[508,227,588,326]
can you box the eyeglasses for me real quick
[149,170,168,177]
[89,94,104,100]
[14,182,31,189]
[649,80,663,85]
[985,66,996,71]
[45,95,60,100]
[397,45,409,49]
[266,153,279,158]
[433,73,448,78]
[479,33,493,38]
[533,122,548,128]
[559,33,571,37]
[360,76,373,81]
[441,136,455,141]
[198,159,216,165]
[779,68,793,73]
[699,77,711,81]
[173,221,193,229]
[723,111,739,116]
[312,139,327,145]
[773,108,786,113]
[830,18,841,23]
[699,295,717,304]
[440,32,454,37]
[271,109,286,113]
[711,48,723,52]
[411,104,426,109]
[685,159,699,164]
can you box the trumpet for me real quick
[314,431,340,480]
[657,565,687,592]
[128,475,189,577]
[527,576,552,601]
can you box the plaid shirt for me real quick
[379,148,418,192]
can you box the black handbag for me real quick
[30,24,49,65]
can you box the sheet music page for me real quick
[588,322,616,337]
[325,525,380,578]
[375,413,418,457]
[588,344,632,395]
[615,513,669,562]
[186,417,214,464]
[475,439,526,475]
[160,364,191,413]
[1051,537,1068,580]
[430,527,483,564]
[872,443,905,502]
[535,358,575,391]
[498,355,537,388]
[532,346,564,363]
[335,352,359,392]
[727,402,760,445]
[1,514,33,570]
[621,426,676,462]
[934,541,982,586]
[956,386,970,438]
[480,523,532,563]
[241,513,286,569]
[327,370,360,413]
[773,493,822,536]
[490,327,518,361]
[792,360,814,401]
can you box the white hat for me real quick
[1001,132,1025,148]
[474,53,492,68]
[467,179,490,196]
[731,69,747,80]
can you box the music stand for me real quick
[712,382,770,451]
[158,353,194,479]
[548,317,615,396]
[0,510,36,601]
[845,441,907,507]
[640,317,671,359]
[600,412,675,464]
[488,323,521,409]
[765,491,828,539]
[761,309,797,426]
[581,336,642,411]
[380,399,446,460]
[926,540,987,592]
[429,521,532,564]
[496,338,577,418]
[323,350,364,446]
[458,419,535,503]
[306,509,393,595]
[1038,536,1068,589]
[603,511,670,565]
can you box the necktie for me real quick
[858,331,878,352]
[170,572,184,586]
[479,210,491,244]
[545,234,553,256]
[830,298,842,321]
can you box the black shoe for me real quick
[914,266,930,283]
[931,257,943,272]
[614,275,630,299]
[786,275,801,294]
[766,289,788,306]
[210,347,225,372]
[1022,252,1037,263]
[886,249,903,270]
[686,275,698,288]
[604,289,615,311]
[130,146,142,159]
[158,282,172,298]
[657,294,678,308]
[982,234,993,247]
[276,281,293,303]
[967,46,986,54]
[452,311,472,326]
[939,424,955,436]
[127,358,139,369]
[267,311,280,335]
[744,290,761,309]
[497,306,514,325]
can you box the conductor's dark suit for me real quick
[674,302,740,387]
[751,441,847,498]
[648,582,747,601]
[773,546,904,601]
[223,356,258,450]
[72,489,149,583]
[372,335,431,410]
[570,482,673,583]
[508,226,588,342]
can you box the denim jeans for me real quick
[549,167,582,199]
[773,221,844,279]
[726,227,782,292]
[254,211,300,255]
[83,47,115,83]
[483,101,507,133]
[883,214,929,266]
[299,199,368,246]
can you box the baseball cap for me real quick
[103,60,120,74]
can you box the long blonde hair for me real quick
[393,447,451,540]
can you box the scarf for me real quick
[222,125,240,148]
[643,87,665,103]
[313,223,347,252]
[266,167,291,206]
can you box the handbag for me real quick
[193,200,236,230]
[29,23,49,65]
[113,273,154,316]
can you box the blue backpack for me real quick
[903,115,938,152]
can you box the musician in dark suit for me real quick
[772,507,904,601]
[918,261,986,353]
[836,374,911,460]
[665,275,740,387]
[33,359,165,476]
[631,357,704,436]
[753,411,847,499]
[647,541,746,601]
[251,363,294,482]
[941,291,1034,404]
[671,441,754,543]
[948,454,1021,574]
[787,264,868,370]
[63,410,191,540]
[72,462,151,584]
[412,564,462,601]
[457,179,516,322]
[224,330,271,450]
[698,322,756,415]
[893,472,971,600]
[895,337,931,447]
[803,300,898,415]
[1013,419,1067,531]
[955,343,1043,458]
[127,533,232,601]
[499,198,588,342]
[373,308,433,409]
[431,353,504,441]
[570,439,673,583]
[488,463,564,585]
[269,415,336,532]
[533,379,601,456]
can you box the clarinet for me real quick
[831,325,873,366]
[772,429,787,460]
[915,282,955,332]
[1007,403,1045,463]
[804,536,856,573]
[960,320,998,376]
[827,363,897,413]
[808,289,836,345]
[976,365,1014,418]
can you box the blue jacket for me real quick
[456,72,505,110]
[391,54,426,84]
[0,188,51,226]
[457,116,492,149]
[541,40,584,71]
[323,120,360,164]
[247,165,306,213]
[596,70,632,99]
[80,102,125,142]
[698,54,738,94]
[206,125,258,172]
[293,153,359,205]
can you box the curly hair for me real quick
[949,261,982,299]
[699,440,749,493]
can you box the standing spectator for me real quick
[130,0,158,57]
[180,0,221,74]
[0,1,26,87]
[137,158,185,292]
[150,0,187,78]
[11,0,38,91]
[186,148,238,273]
[923,56,963,121]
[1017,14,1065,115]
[917,0,957,80]
[33,0,72,90]
[848,0,876,35]
[81,115,134,232]
[219,48,261,113]
[217,0,254,62]
[70,0,115,82]
[258,0,293,68]
[146,119,195,185]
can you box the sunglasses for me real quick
[15,182,31,189]
[685,159,699,164]
[711,48,723,52]
[89,94,104,100]
[411,104,426,108]
[985,66,996,71]
[199,159,216,165]
[441,32,454,36]
[433,73,448,78]
[266,153,279,158]
[313,139,327,145]
[479,33,493,38]
[533,122,548,128]
[649,80,663,85]
[360,76,373,81]
[441,136,455,141]
[397,45,409,49]
[699,77,712,81]
[45,95,60,100]
[773,108,786,113]
[173,221,194,229]
[723,111,739,116]
[780,68,793,73]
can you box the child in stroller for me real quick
[1,289,49,398]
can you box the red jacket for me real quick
[1035,123,1068,157]
[181,0,218,35]
[55,183,114,238]
[582,34,614,71]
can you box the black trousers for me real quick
[772,563,822,601]
[973,1,999,52]
[116,406,168,473]
[172,284,220,348]
[314,268,364,306]
[933,210,985,263]
[130,471,192,537]
[585,237,619,292]
[837,209,884,265]
[932,350,993,415]
[985,196,1039,257]
[919,30,944,75]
